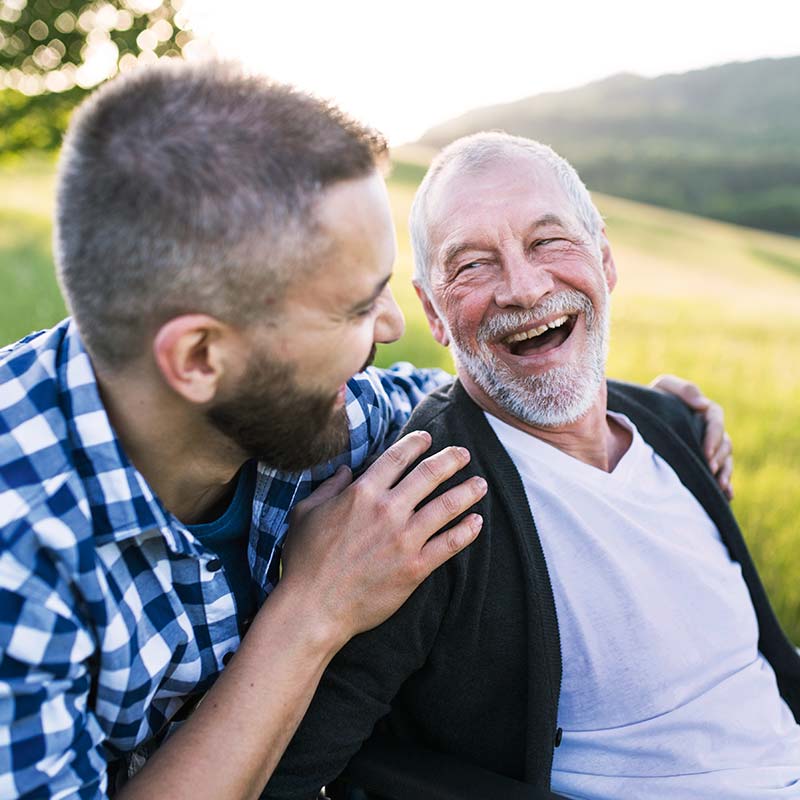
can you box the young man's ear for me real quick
[152,315,236,404]
[599,227,617,293]
[413,282,450,347]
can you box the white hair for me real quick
[409,132,604,292]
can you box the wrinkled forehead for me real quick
[426,152,578,262]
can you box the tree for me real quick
[0,0,196,154]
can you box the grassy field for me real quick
[3,158,799,642]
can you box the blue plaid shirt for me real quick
[0,319,448,799]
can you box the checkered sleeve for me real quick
[314,363,452,478]
[0,515,107,799]
[251,364,452,591]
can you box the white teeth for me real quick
[504,315,569,344]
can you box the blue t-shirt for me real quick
[188,462,258,632]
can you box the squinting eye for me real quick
[355,303,377,318]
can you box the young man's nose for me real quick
[374,286,405,344]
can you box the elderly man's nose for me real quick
[494,258,555,308]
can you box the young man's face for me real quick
[208,171,405,470]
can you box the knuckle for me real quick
[439,491,459,516]
[373,494,393,518]
[350,479,376,507]
[418,457,443,483]
[410,556,429,583]
[446,526,461,553]
[383,444,406,468]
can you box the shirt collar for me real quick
[56,320,196,553]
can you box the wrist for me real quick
[256,578,350,662]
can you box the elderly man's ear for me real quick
[600,228,618,293]
[414,283,450,347]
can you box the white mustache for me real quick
[477,290,594,343]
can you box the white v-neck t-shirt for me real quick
[487,411,800,799]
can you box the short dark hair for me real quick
[55,59,387,367]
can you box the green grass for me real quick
[0,155,65,342]
[3,158,800,643]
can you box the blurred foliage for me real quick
[0,0,192,156]
[418,57,800,238]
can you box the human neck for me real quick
[459,373,631,472]
[96,364,247,525]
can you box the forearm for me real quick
[118,582,343,800]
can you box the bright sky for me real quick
[184,0,800,145]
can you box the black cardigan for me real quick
[265,380,800,799]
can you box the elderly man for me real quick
[264,133,800,800]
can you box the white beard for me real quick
[450,287,610,428]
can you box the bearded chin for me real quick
[453,289,610,429]
[207,356,351,472]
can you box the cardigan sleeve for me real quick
[262,565,452,800]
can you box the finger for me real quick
[418,514,484,575]
[708,431,732,475]
[359,431,433,490]
[392,445,473,509]
[650,374,710,411]
[702,404,726,463]
[718,454,734,500]
[409,476,488,543]
[294,465,353,513]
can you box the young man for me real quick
[0,65,730,800]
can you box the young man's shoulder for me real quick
[1,322,93,564]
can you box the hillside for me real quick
[413,57,800,236]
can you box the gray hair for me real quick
[55,59,387,368]
[409,132,603,292]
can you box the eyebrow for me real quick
[347,273,392,313]
[440,214,570,271]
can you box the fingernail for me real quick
[471,514,483,533]
[457,447,470,460]
[474,477,487,492]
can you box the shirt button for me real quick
[206,558,222,572]
[554,727,563,747]
[222,651,234,665]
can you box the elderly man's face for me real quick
[418,153,617,427]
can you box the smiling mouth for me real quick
[502,314,578,356]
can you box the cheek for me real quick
[440,289,490,345]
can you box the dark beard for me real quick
[207,354,351,472]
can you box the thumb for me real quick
[300,465,353,511]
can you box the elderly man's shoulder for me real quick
[401,378,482,443]
[607,379,706,452]
[401,377,707,458]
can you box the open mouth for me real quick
[502,314,578,357]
